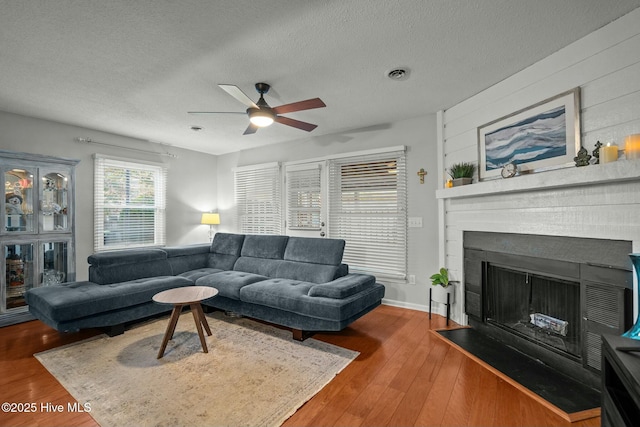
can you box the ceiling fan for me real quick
[188,83,326,135]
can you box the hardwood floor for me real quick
[0,319,100,427]
[0,305,600,426]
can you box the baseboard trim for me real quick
[382,298,428,312]
[381,298,467,325]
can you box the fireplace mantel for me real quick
[436,160,640,200]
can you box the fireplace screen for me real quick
[486,264,581,358]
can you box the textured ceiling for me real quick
[1,0,639,155]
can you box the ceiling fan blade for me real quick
[275,116,318,132]
[272,98,326,115]
[219,84,259,109]
[187,111,246,115]
[243,123,259,135]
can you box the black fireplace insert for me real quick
[486,264,581,359]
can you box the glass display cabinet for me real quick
[1,150,78,326]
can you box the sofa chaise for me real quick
[25,233,385,340]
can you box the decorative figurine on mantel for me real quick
[592,141,603,164]
[574,146,591,167]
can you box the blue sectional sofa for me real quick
[25,233,385,340]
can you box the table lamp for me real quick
[201,213,220,242]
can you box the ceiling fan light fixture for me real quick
[248,108,275,127]
[192,83,324,134]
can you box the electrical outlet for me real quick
[408,274,416,284]
[408,217,422,228]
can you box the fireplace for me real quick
[486,265,581,359]
[463,232,634,389]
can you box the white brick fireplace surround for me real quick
[435,8,640,326]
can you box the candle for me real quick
[625,134,640,160]
[601,143,618,164]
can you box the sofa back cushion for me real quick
[275,261,339,283]
[284,237,345,266]
[207,233,246,270]
[233,257,283,277]
[163,244,210,275]
[88,249,172,285]
[232,235,347,283]
[241,234,289,259]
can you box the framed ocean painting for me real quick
[477,88,581,180]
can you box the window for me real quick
[234,162,282,235]
[286,164,322,230]
[94,155,166,251]
[235,149,408,282]
[328,149,407,281]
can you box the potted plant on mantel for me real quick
[429,267,456,304]
[448,162,476,187]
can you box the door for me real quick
[284,162,327,238]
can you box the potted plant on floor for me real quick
[429,267,456,304]
[448,162,476,187]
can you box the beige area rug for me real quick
[35,312,359,427]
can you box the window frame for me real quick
[236,147,408,282]
[327,149,408,282]
[286,163,323,231]
[93,154,167,252]
[233,162,282,235]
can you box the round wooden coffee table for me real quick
[152,286,218,359]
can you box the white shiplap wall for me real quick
[437,8,640,325]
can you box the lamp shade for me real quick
[201,213,220,225]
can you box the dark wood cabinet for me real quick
[601,334,640,427]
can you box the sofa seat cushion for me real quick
[178,268,224,282]
[195,270,268,300]
[239,278,383,321]
[26,276,192,323]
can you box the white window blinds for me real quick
[94,155,167,251]
[286,165,322,230]
[234,162,282,235]
[328,149,407,281]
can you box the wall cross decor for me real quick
[417,168,427,184]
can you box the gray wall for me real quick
[0,111,218,280]
[216,115,440,310]
[1,110,440,310]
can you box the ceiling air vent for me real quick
[386,68,410,81]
